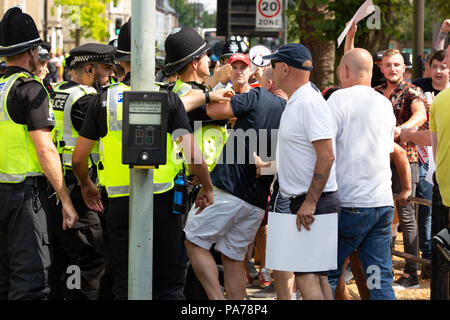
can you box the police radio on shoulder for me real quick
[122,91,168,168]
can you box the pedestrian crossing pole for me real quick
[128,0,156,300]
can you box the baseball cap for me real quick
[228,53,251,67]
[373,50,386,61]
[263,43,313,71]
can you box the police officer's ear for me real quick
[85,64,94,74]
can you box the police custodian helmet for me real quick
[114,18,131,62]
[221,36,249,59]
[164,26,211,75]
[0,6,44,57]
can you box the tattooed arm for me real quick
[296,139,335,231]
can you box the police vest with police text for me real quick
[51,81,99,170]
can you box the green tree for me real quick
[169,0,194,27]
[286,0,413,89]
[53,0,114,42]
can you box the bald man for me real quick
[326,48,397,299]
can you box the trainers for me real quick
[291,291,302,300]
[248,259,258,279]
[258,268,272,287]
[392,275,420,290]
[432,228,450,263]
[251,282,275,299]
[344,265,354,284]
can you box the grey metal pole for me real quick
[129,0,156,300]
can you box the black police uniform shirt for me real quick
[3,66,54,130]
[53,80,97,132]
[210,87,286,210]
[183,81,228,129]
[412,78,442,97]
[80,73,193,142]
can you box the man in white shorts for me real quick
[184,54,286,300]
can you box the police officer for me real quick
[47,43,115,300]
[0,6,78,300]
[34,43,50,81]
[164,27,230,174]
[72,19,213,300]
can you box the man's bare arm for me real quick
[399,127,431,146]
[392,143,412,206]
[72,136,104,212]
[296,139,335,231]
[396,101,427,137]
[180,88,234,113]
[30,128,78,229]
[179,134,214,214]
[344,20,357,54]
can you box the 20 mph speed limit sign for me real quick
[256,0,283,31]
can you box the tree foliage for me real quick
[53,0,114,42]
[169,0,216,28]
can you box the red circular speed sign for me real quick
[258,0,281,19]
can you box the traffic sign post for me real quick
[256,0,283,31]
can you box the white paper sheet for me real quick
[266,212,338,272]
[425,146,435,185]
[337,0,375,48]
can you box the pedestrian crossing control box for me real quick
[122,91,168,167]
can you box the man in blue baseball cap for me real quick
[263,43,314,73]
[263,43,339,300]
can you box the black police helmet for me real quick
[164,26,210,75]
[221,38,249,59]
[0,6,44,57]
[115,18,131,62]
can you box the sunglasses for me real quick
[271,59,281,69]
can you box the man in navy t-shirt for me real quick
[184,55,286,300]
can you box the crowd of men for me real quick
[0,5,449,300]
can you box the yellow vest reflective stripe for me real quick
[172,78,192,97]
[172,79,228,172]
[0,73,47,183]
[100,82,181,198]
[52,82,98,169]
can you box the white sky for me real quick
[188,0,217,13]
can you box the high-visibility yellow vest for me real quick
[0,73,51,183]
[99,82,182,198]
[172,79,228,172]
[51,81,99,170]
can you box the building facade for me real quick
[0,0,178,53]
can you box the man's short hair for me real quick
[71,61,93,73]
[430,50,446,66]
[382,49,403,61]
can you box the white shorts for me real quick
[184,187,265,261]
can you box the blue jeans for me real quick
[417,164,432,259]
[328,206,396,300]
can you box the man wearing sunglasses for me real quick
[263,43,339,300]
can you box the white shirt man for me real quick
[326,48,397,299]
[277,82,337,198]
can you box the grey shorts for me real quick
[184,187,265,261]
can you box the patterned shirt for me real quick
[375,80,427,163]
